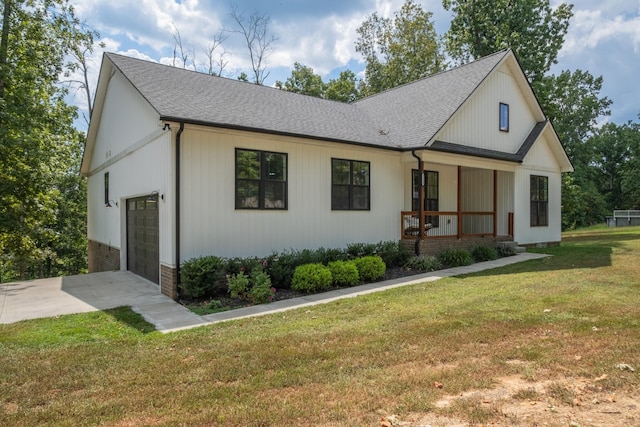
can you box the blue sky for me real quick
[68,0,640,130]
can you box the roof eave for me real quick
[159,116,405,152]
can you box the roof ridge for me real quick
[105,52,357,107]
[353,49,510,104]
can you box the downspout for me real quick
[411,150,424,256]
[175,122,185,298]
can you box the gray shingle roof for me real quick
[105,49,509,151]
[429,120,548,162]
[353,50,508,149]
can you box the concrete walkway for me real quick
[0,252,549,333]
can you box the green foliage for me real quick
[180,256,226,299]
[227,270,274,304]
[247,271,275,304]
[0,0,97,280]
[443,0,573,85]
[325,70,359,103]
[227,272,250,300]
[353,256,386,282]
[291,263,333,293]
[403,255,441,271]
[497,244,517,258]
[356,0,445,96]
[471,246,499,262]
[374,240,412,267]
[437,248,474,268]
[328,260,360,287]
[346,242,377,258]
[275,62,326,97]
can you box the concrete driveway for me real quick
[0,271,207,332]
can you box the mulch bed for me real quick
[180,266,428,314]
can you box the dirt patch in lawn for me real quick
[381,373,640,426]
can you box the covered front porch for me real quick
[400,161,516,255]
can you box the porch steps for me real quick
[498,241,527,254]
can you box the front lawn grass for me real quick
[1,226,639,426]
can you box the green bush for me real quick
[328,260,360,287]
[497,244,517,257]
[248,271,275,304]
[437,248,474,268]
[291,263,333,293]
[353,255,386,282]
[227,272,250,299]
[266,250,298,289]
[225,257,265,276]
[375,241,412,267]
[180,255,226,299]
[346,242,377,258]
[404,255,441,271]
[471,245,499,262]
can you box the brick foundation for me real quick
[160,264,178,300]
[400,235,512,257]
[88,240,121,272]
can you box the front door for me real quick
[126,196,159,284]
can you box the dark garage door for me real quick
[127,196,159,284]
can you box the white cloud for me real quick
[562,8,640,55]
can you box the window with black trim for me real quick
[331,158,370,210]
[499,102,509,131]
[530,175,548,226]
[412,170,439,226]
[235,148,287,209]
[104,172,109,205]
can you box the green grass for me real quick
[1,226,639,426]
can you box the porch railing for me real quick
[401,211,496,240]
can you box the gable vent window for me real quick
[499,102,509,132]
[235,148,288,210]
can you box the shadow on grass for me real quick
[104,306,157,334]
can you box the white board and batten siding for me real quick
[514,130,564,245]
[86,70,174,266]
[436,62,540,155]
[179,126,403,260]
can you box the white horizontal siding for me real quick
[179,127,403,260]
[436,63,537,154]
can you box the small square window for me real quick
[499,102,509,132]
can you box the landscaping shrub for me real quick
[404,255,441,271]
[227,272,250,299]
[266,250,298,289]
[314,247,348,264]
[437,248,474,268]
[328,260,359,287]
[375,240,412,267]
[180,255,226,299]
[225,257,265,276]
[291,263,333,293]
[497,244,517,257]
[247,271,275,304]
[346,242,377,258]
[228,270,275,304]
[353,255,386,281]
[471,245,499,262]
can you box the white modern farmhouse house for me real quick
[81,49,573,298]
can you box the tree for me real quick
[275,62,326,97]
[200,30,228,76]
[326,70,359,103]
[229,4,278,85]
[443,0,573,85]
[356,0,445,96]
[0,0,91,280]
[537,70,612,171]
